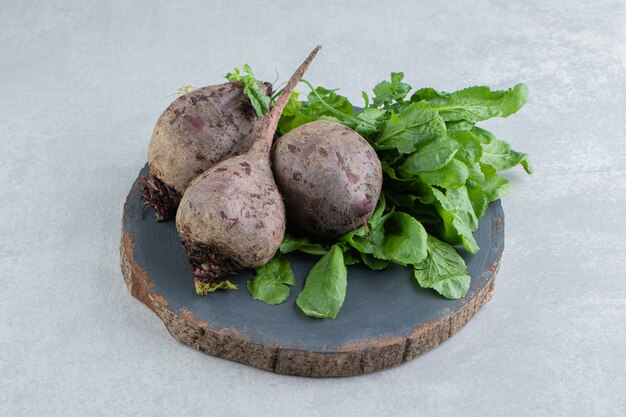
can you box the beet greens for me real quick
[248,72,531,318]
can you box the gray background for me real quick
[1,1,625,416]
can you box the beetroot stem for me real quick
[253,45,322,153]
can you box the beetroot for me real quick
[143,81,271,220]
[272,120,383,237]
[176,46,322,291]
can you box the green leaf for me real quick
[446,186,480,252]
[373,212,427,266]
[479,134,533,174]
[383,189,441,224]
[380,160,415,187]
[481,163,511,202]
[307,86,355,115]
[445,120,475,132]
[471,126,496,144]
[409,86,448,103]
[342,232,379,254]
[366,194,390,230]
[247,253,296,305]
[359,253,390,270]
[399,138,459,176]
[279,233,328,255]
[244,82,272,118]
[296,245,347,319]
[467,182,489,219]
[420,185,479,253]
[341,222,386,256]
[413,236,471,299]
[340,195,391,255]
[429,274,470,299]
[353,107,386,138]
[372,72,412,107]
[411,83,528,123]
[450,130,482,165]
[277,92,310,135]
[225,65,271,118]
[362,91,370,108]
[277,86,357,135]
[280,92,303,116]
[413,236,472,300]
[448,217,479,253]
[375,102,446,154]
[343,249,361,266]
[418,158,469,189]
[451,131,485,187]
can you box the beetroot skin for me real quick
[144,81,271,220]
[272,120,383,237]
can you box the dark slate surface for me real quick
[124,165,504,352]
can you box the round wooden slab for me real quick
[120,165,504,377]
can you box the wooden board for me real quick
[120,165,504,377]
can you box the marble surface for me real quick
[1,1,625,416]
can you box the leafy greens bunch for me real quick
[227,68,531,319]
